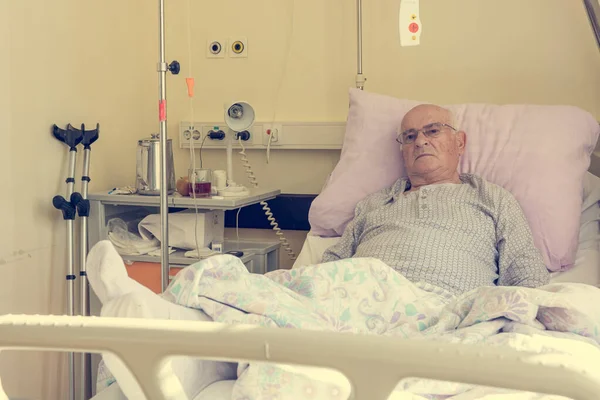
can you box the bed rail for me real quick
[0,314,599,400]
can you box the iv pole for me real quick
[158,0,169,294]
[356,0,366,90]
[157,0,180,293]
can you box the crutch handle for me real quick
[70,192,90,218]
[52,196,76,220]
[52,125,82,151]
[68,123,99,150]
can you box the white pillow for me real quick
[138,211,219,250]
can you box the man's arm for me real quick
[496,193,550,288]
[321,203,365,263]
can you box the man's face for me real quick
[400,105,466,178]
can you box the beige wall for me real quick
[1,0,599,398]
[165,0,600,196]
[0,1,155,399]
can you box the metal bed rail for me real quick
[0,314,599,400]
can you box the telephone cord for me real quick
[239,138,296,261]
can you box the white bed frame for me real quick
[0,314,599,400]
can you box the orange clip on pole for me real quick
[186,78,195,98]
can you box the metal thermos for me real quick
[136,133,176,196]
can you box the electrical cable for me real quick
[236,208,242,246]
[266,132,274,165]
[198,134,208,169]
[239,138,296,260]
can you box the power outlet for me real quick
[181,124,202,147]
[229,37,248,58]
[180,122,260,148]
[207,39,227,58]
[263,123,282,146]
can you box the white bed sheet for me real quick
[193,380,234,400]
[550,246,600,285]
[91,377,234,400]
[90,382,126,400]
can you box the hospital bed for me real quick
[94,173,600,400]
[0,169,598,400]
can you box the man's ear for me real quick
[456,131,467,155]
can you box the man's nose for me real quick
[414,131,429,147]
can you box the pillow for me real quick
[309,88,600,272]
[139,211,219,250]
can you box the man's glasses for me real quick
[396,122,457,144]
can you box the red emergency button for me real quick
[409,23,419,33]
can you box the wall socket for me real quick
[180,122,260,148]
[263,123,282,146]
[207,39,227,58]
[229,37,248,58]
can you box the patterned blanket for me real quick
[157,255,600,399]
[98,254,600,399]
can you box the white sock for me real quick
[87,240,153,304]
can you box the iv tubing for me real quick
[227,134,234,185]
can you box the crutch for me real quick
[51,124,82,400]
[69,123,99,400]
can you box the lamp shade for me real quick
[224,101,255,132]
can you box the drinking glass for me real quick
[188,168,212,198]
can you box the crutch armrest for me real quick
[52,196,76,220]
[70,193,90,217]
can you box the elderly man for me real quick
[322,104,550,295]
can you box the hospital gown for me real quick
[321,173,550,295]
